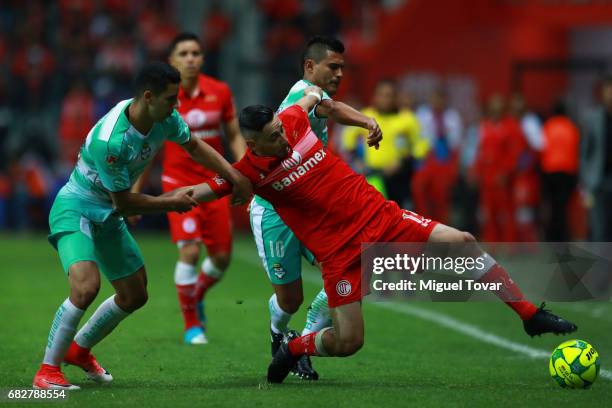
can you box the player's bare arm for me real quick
[126,163,154,224]
[222,117,247,160]
[316,100,382,149]
[110,188,198,216]
[163,183,218,204]
[181,136,252,204]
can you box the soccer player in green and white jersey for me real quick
[32,62,252,390]
[249,36,382,380]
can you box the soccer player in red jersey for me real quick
[162,33,246,344]
[169,87,577,382]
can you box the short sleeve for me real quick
[166,110,191,145]
[91,140,131,192]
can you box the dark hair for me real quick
[239,105,274,135]
[133,62,181,96]
[301,36,345,74]
[167,32,201,57]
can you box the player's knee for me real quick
[117,289,148,312]
[462,231,476,242]
[70,284,100,309]
[179,243,201,265]
[335,334,364,356]
[210,253,230,271]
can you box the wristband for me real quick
[306,91,322,103]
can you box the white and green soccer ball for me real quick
[549,339,600,389]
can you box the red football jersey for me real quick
[162,74,236,185]
[206,105,389,264]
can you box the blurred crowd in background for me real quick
[1,0,612,243]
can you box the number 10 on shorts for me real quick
[269,241,285,257]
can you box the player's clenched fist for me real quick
[366,117,382,149]
[169,188,199,213]
[303,85,324,99]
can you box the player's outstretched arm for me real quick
[110,189,198,217]
[161,183,219,203]
[181,136,252,204]
[317,100,382,149]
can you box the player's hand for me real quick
[303,85,323,99]
[230,173,253,206]
[366,118,382,150]
[171,188,199,213]
[127,215,142,225]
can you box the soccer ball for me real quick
[549,339,600,389]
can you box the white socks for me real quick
[175,261,197,285]
[43,299,84,366]
[268,293,292,334]
[202,257,224,279]
[302,288,331,335]
[74,296,130,349]
[314,327,332,356]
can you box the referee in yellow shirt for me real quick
[342,79,428,207]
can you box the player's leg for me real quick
[33,229,101,390]
[250,201,305,338]
[427,223,577,336]
[302,287,331,335]
[299,254,332,336]
[271,279,304,334]
[65,219,147,382]
[267,300,364,383]
[175,240,208,344]
[165,202,208,344]
[194,197,234,330]
[267,255,366,383]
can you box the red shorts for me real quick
[162,180,233,256]
[322,201,437,308]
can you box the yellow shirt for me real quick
[342,108,428,170]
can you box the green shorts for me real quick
[48,194,144,281]
[249,199,315,285]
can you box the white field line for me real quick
[232,248,612,381]
[553,303,612,323]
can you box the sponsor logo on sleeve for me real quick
[213,175,226,186]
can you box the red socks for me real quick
[194,272,219,302]
[288,332,318,356]
[175,284,200,330]
[479,264,538,320]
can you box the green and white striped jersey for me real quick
[254,79,332,209]
[60,99,191,222]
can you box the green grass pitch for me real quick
[0,233,610,407]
